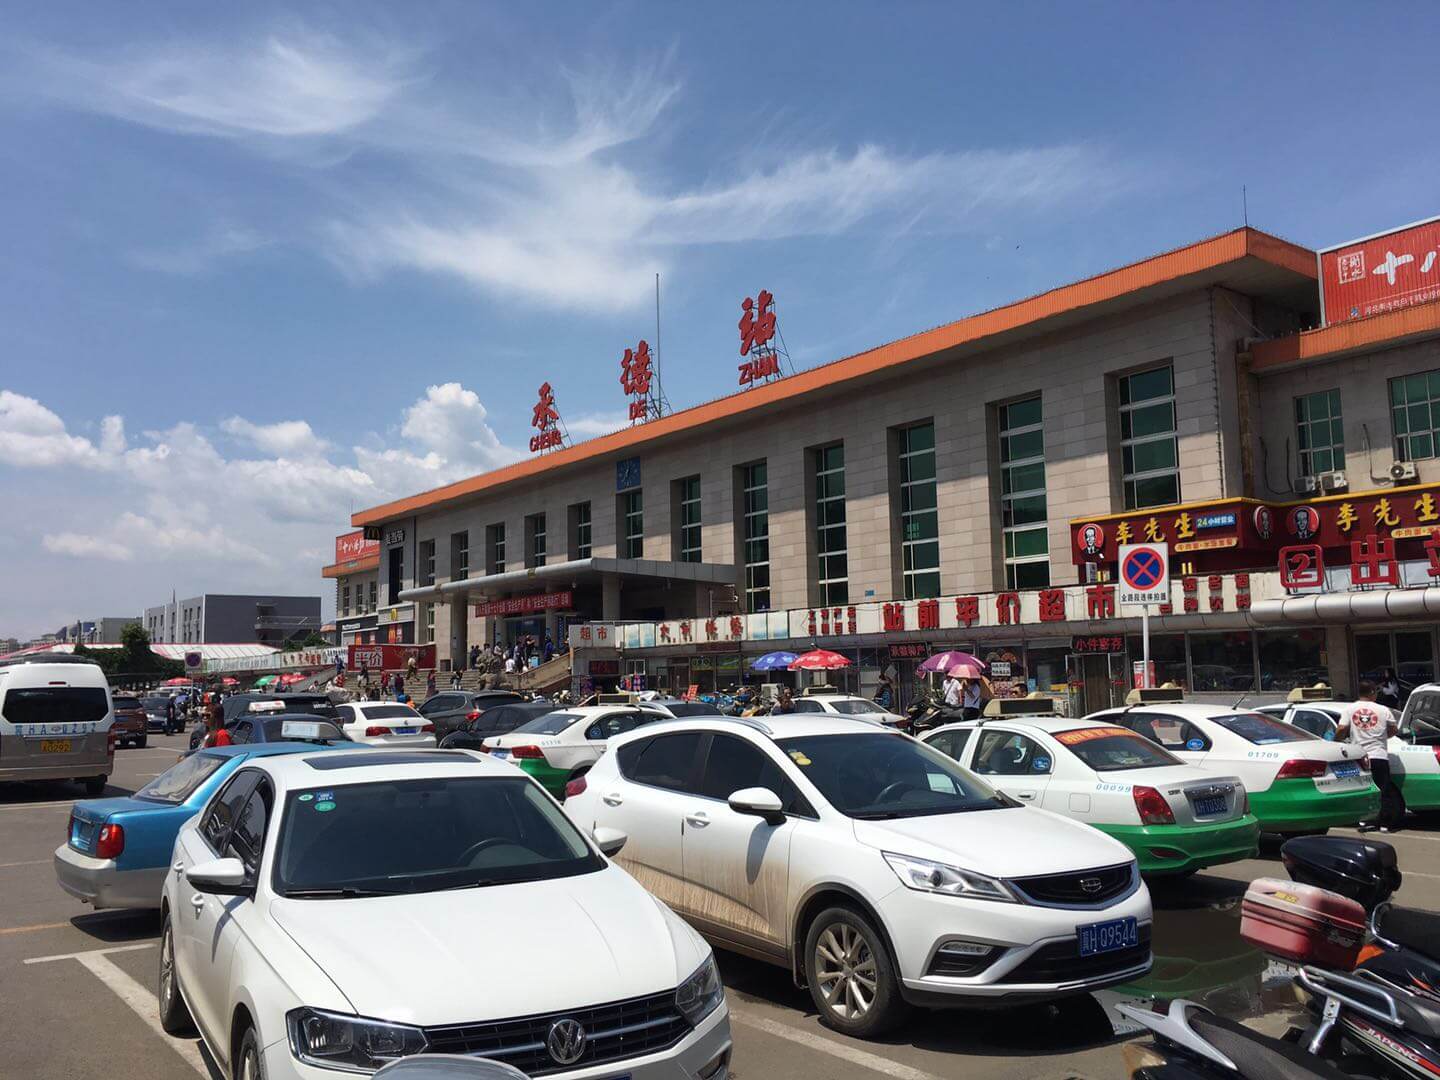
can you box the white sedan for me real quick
[922,712,1258,876]
[1257,691,1440,815]
[333,702,437,748]
[483,704,666,798]
[783,690,905,726]
[1087,693,1378,834]
[159,749,732,1080]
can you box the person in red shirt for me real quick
[202,698,231,748]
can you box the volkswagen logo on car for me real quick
[546,1018,587,1066]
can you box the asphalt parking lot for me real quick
[2,734,1437,1080]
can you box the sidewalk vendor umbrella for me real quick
[161,676,193,687]
[279,672,305,685]
[751,651,799,671]
[917,651,985,674]
[946,662,987,679]
[220,676,238,686]
[253,675,278,688]
[789,649,852,671]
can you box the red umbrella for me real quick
[946,662,986,679]
[220,676,238,686]
[918,651,985,674]
[161,677,193,686]
[278,672,305,684]
[788,649,852,671]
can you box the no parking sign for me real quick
[1117,543,1170,609]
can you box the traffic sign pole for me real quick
[1141,610,1150,688]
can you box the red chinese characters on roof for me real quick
[621,341,653,422]
[530,382,563,453]
[738,290,782,386]
[1320,217,1440,324]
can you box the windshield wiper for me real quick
[850,810,905,820]
[283,887,402,898]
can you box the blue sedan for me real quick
[54,739,355,910]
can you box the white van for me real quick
[0,654,114,794]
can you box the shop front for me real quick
[337,613,379,647]
[374,603,417,645]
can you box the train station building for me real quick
[348,218,1440,710]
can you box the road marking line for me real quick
[0,801,81,811]
[1403,870,1440,880]
[27,946,211,1077]
[732,1011,946,1080]
[1337,828,1440,845]
[0,859,51,869]
[0,921,71,936]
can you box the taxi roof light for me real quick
[981,696,1058,718]
[1286,683,1333,703]
[1124,687,1186,706]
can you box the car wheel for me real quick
[82,776,106,796]
[235,1025,266,1080]
[137,735,148,749]
[804,905,907,1038]
[158,914,195,1035]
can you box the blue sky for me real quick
[3,2,1438,639]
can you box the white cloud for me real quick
[43,532,133,561]
[398,382,517,471]
[0,390,115,468]
[221,416,331,457]
[564,411,632,438]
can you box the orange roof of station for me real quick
[353,227,1316,527]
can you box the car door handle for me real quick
[173,861,185,875]
[1016,792,1036,800]
[602,793,624,806]
[685,812,710,828]
[189,893,205,915]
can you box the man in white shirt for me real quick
[1337,680,1401,833]
[942,675,962,709]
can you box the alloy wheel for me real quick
[159,924,174,1012]
[813,921,878,1020]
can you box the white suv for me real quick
[565,716,1152,1037]
[160,749,731,1079]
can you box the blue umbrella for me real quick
[751,651,799,671]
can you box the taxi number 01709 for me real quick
[1079,917,1139,957]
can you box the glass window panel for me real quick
[1003,429,1044,462]
[1008,527,1049,558]
[1407,374,1429,401]
[1188,632,1257,693]
[1006,462,1046,493]
[1003,397,1042,429]
[1412,433,1434,460]
[902,423,934,452]
[1126,402,1176,439]
[1003,494,1047,527]
[1124,366,1173,403]
[1128,473,1180,510]
[1009,561,1050,589]
[1130,437,1178,474]
[1394,407,1409,436]
[907,571,941,600]
[1257,630,1329,692]
[1391,379,1407,406]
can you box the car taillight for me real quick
[1276,759,1327,779]
[1132,785,1175,826]
[565,775,588,798]
[466,710,481,721]
[1433,745,1440,766]
[106,728,116,756]
[365,726,388,737]
[95,824,124,859]
[67,811,76,843]
[420,724,435,734]
[509,745,544,759]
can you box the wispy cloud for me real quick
[11,27,1137,312]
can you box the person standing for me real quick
[426,670,437,699]
[771,686,795,714]
[942,673,962,709]
[1337,681,1402,833]
[451,668,463,689]
[961,678,983,722]
[1377,668,1402,709]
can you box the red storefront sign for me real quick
[334,530,379,564]
[1279,545,1325,590]
[474,590,574,618]
[347,644,436,671]
[1072,634,1125,654]
[1319,217,1440,325]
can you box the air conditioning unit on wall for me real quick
[1294,475,1319,495]
[1391,460,1419,484]
[1319,470,1349,493]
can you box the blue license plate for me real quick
[395,727,417,735]
[1193,795,1227,816]
[1079,917,1139,957]
[490,749,509,759]
[1333,762,1360,779]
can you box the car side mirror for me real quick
[185,857,251,897]
[592,826,627,858]
[728,787,785,826]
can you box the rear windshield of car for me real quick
[358,705,421,720]
[511,711,584,735]
[1211,711,1311,745]
[141,697,169,711]
[273,776,602,896]
[1055,727,1184,771]
[827,699,885,715]
[113,697,141,710]
[135,752,228,804]
[775,733,1008,819]
[1,687,109,725]
[659,702,724,717]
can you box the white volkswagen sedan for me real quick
[333,702,437,748]
[782,688,906,726]
[159,750,731,1080]
[566,715,1152,1038]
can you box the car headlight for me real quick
[882,852,1017,903]
[286,1007,427,1073]
[675,954,724,1026]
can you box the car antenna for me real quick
[1229,682,1255,711]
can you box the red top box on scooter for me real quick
[1240,877,1367,970]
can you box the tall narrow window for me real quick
[898,423,940,599]
[678,476,702,563]
[487,523,506,575]
[452,531,469,580]
[1295,390,1344,476]
[742,462,770,611]
[1119,365,1180,509]
[570,501,592,560]
[341,585,350,616]
[367,580,377,612]
[622,491,644,559]
[1390,370,1440,461]
[815,444,848,605]
[526,513,546,568]
[999,396,1049,589]
[423,602,435,644]
[420,539,436,586]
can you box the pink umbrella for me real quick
[946,662,986,679]
[917,651,985,674]
[789,649,852,671]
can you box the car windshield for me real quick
[510,711,584,736]
[1211,711,1311,745]
[274,777,602,896]
[141,697,168,711]
[776,733,1009,819]
[113,696,140,709]
[827,699,884,715]
[135,752,228,804]
[1056,727,1184,771]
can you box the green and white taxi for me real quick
[1087,688,1379,834]
[481,701,665,798]
[1255,684,1440,815]
[921,698,1259,875]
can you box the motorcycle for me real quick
[1120,835,1440,1080]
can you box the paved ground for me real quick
[2,733,1436,1080]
